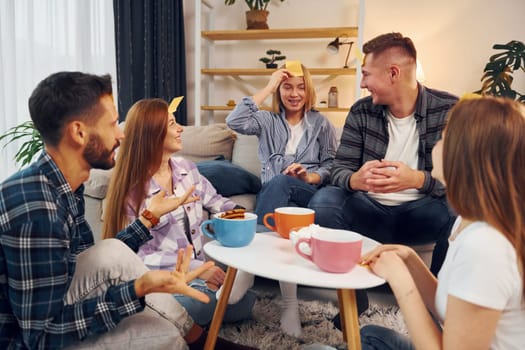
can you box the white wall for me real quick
[185,0,525,126]
[362,0,525,97]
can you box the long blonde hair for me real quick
[443,96,525,293]
[102,98,169,239]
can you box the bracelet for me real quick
[141,209,160,227]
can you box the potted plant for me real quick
[475,40,525,103]
[0,121,43,168]
[259,49,286,68]
[224,0,286,30]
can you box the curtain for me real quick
[113,0,187,124]
[0,0,117,181]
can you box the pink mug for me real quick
[295,229,363,273]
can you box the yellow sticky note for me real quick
[355,47,364,65]
[460,92,482,101]
[168,96,184,113]
[286,60,303,76]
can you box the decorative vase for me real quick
[265,63,277,69]
[246,10,269,30]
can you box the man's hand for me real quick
[366,160,424,193]
[349,160,384,191]
[134,245,214,303]
[148,185,199,219]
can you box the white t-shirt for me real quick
[285,118,305,155]
[368,110,424,205]
[436,217,525,349]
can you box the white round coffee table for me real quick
[203,232,385,350]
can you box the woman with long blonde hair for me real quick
[103,98,256,328]
[225,63,338,336]
[352,96,525,349]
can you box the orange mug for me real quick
[263,207,315,239]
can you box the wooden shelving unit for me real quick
[197,25,359,119]
[201,68,356,76]
[201,27,358,41]
[200,105,349,113]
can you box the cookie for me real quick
[220,208,246,220]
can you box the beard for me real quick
[83,133,119,170]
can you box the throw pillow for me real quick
[179,123,236,163]
[197,160,261,196]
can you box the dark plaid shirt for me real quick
[331,84,458,197]
[0,152,151,349]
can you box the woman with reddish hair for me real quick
[357,96,525,349]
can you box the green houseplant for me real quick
[224,0,286,29]
[475,40,525,103]
[224,0,285,10]
[0,121,42,168]
[259,49,286,68]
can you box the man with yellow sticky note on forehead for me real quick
[223,61,338,337]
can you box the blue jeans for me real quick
[308,186,455,274]
[302,325,415,350]
[361,325,415,350]
[175,278,256,326]
[308,186,455,245]
[255,174,319,225]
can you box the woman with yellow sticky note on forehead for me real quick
[103,97,259,349]
[224,61,338,337]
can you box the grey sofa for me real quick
[83,122,434,266]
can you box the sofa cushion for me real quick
[84,169,113,199]
[179,123,236,163]
[197,160,261,197]
[231,133,261,177]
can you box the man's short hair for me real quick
[28,71,113,146]
[363,32,417,61]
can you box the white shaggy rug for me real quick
[219,291,407,350]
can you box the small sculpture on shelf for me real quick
[259,49,286,69]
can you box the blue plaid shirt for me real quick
[0,152,151,349]
[226,97,337,185]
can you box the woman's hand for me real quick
[367,250,410,282]
[253,69,291,106]
[266,69,292,93]
[283,163,321,184]
[198,265,226,291]
[148,185,199,218]
[134,245,214,303]
[360,244,415,265]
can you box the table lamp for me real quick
[327,37,354,68]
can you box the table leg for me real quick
[204,266,238,350]
[337,288,361,350]
[336,289,347,342]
